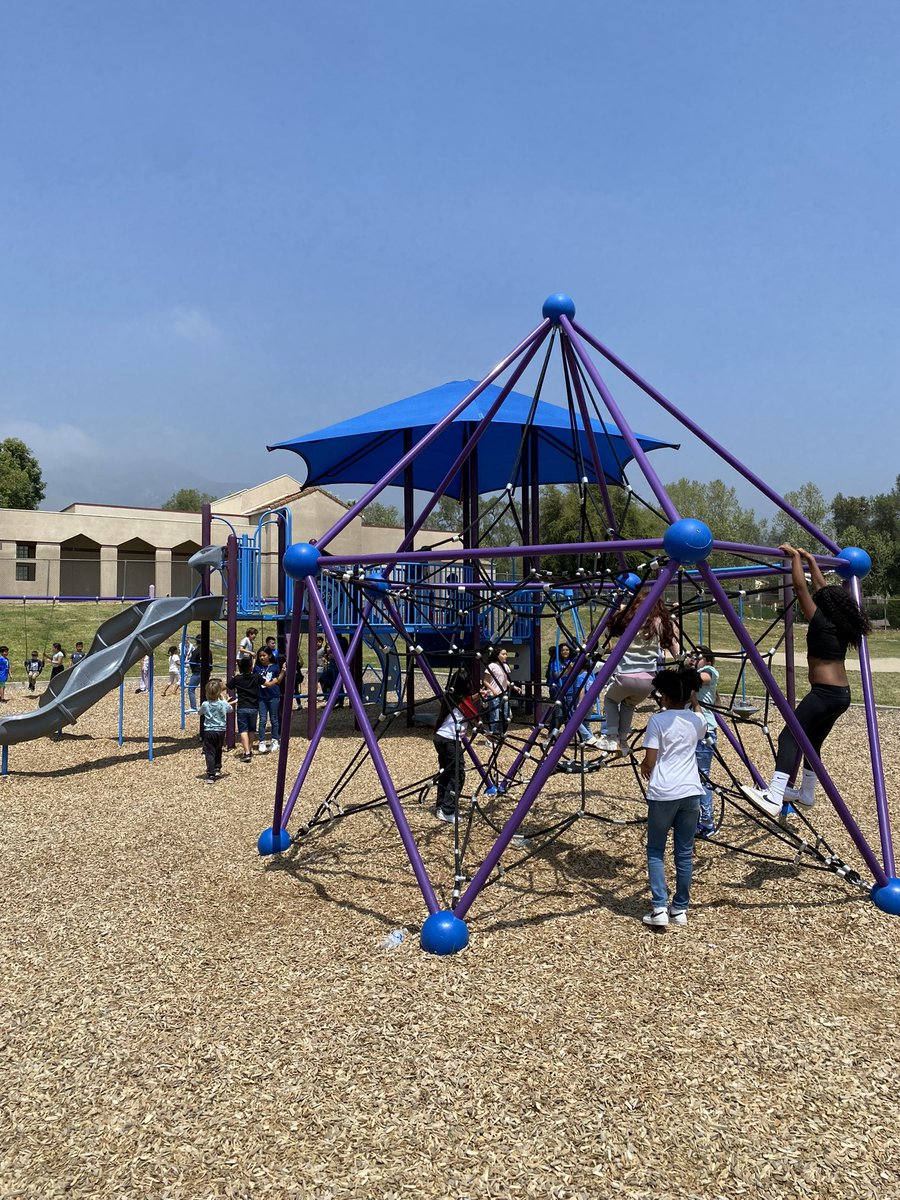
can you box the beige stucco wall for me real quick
[0,479,460,599]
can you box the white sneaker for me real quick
[582,736,599,748]
[740,785,782,820]
[642,909,669,927]
[257,743,268,754]
[669,909,688,926]
[435,807,456,824]
[270,739,279,751]
[598,735,618,753]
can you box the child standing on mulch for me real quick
[199,679,235,783]
[134,653,150,694]
[639,665,705,929]
[49,643,66,680]
[227,657,261,762]
[162,646,181,697]
[0,646,9,701]
[433,668,487,823]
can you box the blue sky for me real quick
[1,1,898,524]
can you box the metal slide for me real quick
[0,594,224,746]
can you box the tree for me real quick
[161,488,217,513]
[0,438,46,509]
[664,478,767,565]
[767,481,835,548]
[359,500,402,528]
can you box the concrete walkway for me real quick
[764,654,900,672]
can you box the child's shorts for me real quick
[168,670,179,684]
[236,707,258,734]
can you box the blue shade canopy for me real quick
[269,380,677,498]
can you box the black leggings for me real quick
[775,683,851,774]
[433,735,464,814]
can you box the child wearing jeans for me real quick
[199,679,234,783]
[639,666,706,928]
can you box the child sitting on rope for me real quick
[24,650,43,694]
[640,665,706,928]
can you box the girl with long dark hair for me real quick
[742,544,870,819]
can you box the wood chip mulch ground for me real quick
[1,689,898,1200]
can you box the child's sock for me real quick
[800,768,817,804]
[767,771,790,803]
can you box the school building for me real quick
[0,477,452,600]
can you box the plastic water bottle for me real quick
[381,927,408,950]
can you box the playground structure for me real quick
[0,550,225,770]
[257,293,899,954]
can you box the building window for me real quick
[16,542,36,559]
[16,562,36,582]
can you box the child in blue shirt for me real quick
[0,646,9,701]
[199,678,235,782]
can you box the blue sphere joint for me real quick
[420,909,470,955]
[836,545,872,581]
[616,572,642,592]
[283,542,321,581]
[871,877,900,916]
[663,518,714,565]
[364,571,390,593]
[257,826,292,856]
[541,293,576,324]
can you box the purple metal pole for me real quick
[394,331,550,555]
[498,592,620,791]
[561,337,629,572]
[530,433,542,713]
[561,316,680,524]
[275,584,378,828]
[699,563,887,886]
[849,578,895,876]
[572,321,841,555]
[280,682,348,829]
[272,581,305,834]
[455,564,679,918]
[713,543,846,567]
[321,537,667,568]
[315,319,551,552]
[379,594,490,788]
[403,433,416,729]
[307,582,441,913]
[782,561,797,711]
[225,535,238,750]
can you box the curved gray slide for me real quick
[0,594,224,746]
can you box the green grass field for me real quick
[0,601,210,684]
[3,599,898,705]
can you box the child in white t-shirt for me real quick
[162,646,181,696]
[639,666,706,928]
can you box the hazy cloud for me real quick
[121,306,224,346]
